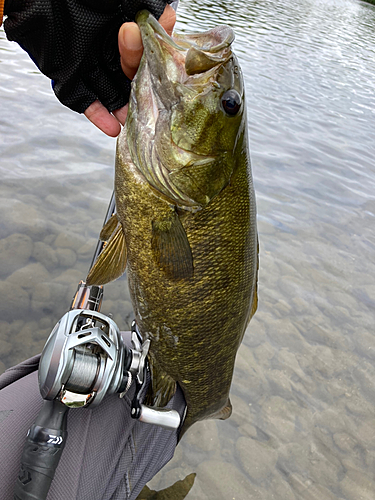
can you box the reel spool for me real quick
[38,308,127,408]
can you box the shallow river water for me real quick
[1,0,375,499]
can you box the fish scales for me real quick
[87,10,258,435]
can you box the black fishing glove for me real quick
[3,0,172,113]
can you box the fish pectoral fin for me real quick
[211,398,232,420]
[151,211,193,280]
[86,223,127,286]
[99,214,119,241]
[148,358,177,408]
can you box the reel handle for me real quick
[14,400,68,500]
[138,404,181,430]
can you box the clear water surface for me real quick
[1,0,375,498]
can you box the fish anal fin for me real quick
[151,211,193,280]
[210,398,232,420]
[86,223,127,286]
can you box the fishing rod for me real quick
[14,3,182,496]
[14,192,181,500]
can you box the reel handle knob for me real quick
[137,404,181,430]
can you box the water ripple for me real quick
[1,2,375,498]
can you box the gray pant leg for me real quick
[0,334,185,500]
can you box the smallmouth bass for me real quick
[87,11,258,435]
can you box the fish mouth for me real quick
[135,10,235,107]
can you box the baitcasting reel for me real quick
[39,283,180,428]
[40,281,180,427]
[14,282,180,500]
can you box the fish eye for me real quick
[221,89,242,116]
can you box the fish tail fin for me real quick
[138,473,196,499]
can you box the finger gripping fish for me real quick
[87,10,258,435]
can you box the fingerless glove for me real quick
[3,0,172,113]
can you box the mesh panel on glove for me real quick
[3,0,172,113]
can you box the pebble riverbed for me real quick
[0,195,134,372]
[1,0,375,498]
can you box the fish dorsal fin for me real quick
[86,222,127,286]
[99,214,119,241]
[151,211,193,280]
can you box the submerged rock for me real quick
[0,233,33,278]
[56,248,77,268]
[236,436,277,482]
[288,474,342,500]
[6,262,51,290]
[197,460,267,500]
[32,241,59,271]
[0,201,46,240]
[0,281,30,322]
[340,469,375,500]
[184,420,220,453]
[53,232,86,252]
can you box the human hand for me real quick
[84,4,176,137]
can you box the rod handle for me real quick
[14,401,68,500]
